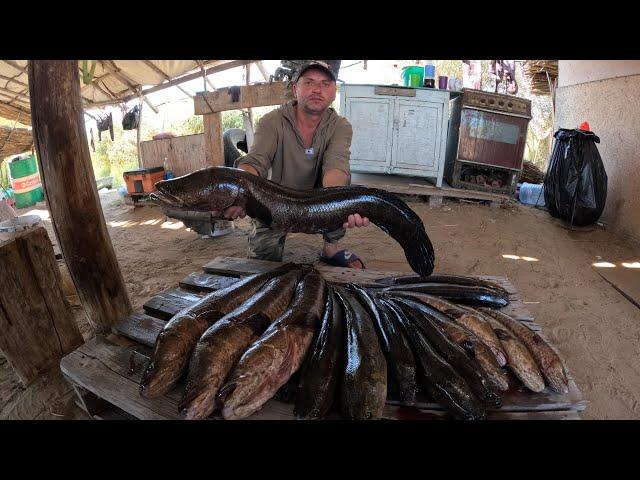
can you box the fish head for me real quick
[150,167,243,214]
[218,372,268,420]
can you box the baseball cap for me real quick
[292,61,337,83]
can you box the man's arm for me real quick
[322,168,370,229]
[321,119,369,229]
[234,113,278,178]
[322,168,349,187]
[238,163,258,176]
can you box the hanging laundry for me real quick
[122,105,140,130]
[490,60,518,95]
[96,112,114,142]
[90,127,96,152]
[462,60,482,90]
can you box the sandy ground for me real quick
[2,189,640,420]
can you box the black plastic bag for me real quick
[122,105,140,130]
[543,128,608,226]
[96,112,114,141]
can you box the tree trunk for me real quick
[28,60,132,334]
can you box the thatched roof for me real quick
[0,60,254,124]
[522,60,558,95]
[0,125,32,158]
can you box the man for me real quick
[222,61,369,269]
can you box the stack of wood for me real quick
[522,60,558,96]
[0,125,33,158]
[519,161,545,184]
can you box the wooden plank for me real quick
[92,405,138,421]
[29,60,133,334]
[179,272,239,293]
[203,255,407,285]
[382,406,580,420]
[60,337,182,420]
[374,86,417,97]
[203,113,224,167]
[595,266,640,310]
[142,288,203,320]
[385,380,585,413]
[113,312,166,347]
[0,227,83,385]
[139,134,209,178]
[203,256,285,276]
[194,82,294,114]
[351,172,511,203]
[61,333,584,420]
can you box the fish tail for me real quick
[402,225,436,276]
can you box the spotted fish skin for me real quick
[152,166,435,276]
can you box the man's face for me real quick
[293,68,337,115]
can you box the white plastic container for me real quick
[519,182,546,207]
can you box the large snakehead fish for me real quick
[150,166,435,276]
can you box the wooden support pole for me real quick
[255,61,271,82]
[244,65,255,151]
[137,91,144,168]
[203,112,224,167]
[0,227,84,385]
[28,60,133,334]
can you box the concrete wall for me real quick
[556,61,640,244]
[559,60,640,87]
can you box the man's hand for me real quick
[343,213,370,229]
[222,206,245,220]
[214,164,256,219]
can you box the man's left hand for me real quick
[343,213,370,229]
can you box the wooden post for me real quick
[0,227,84,385]
[28,60,132,334]
[244,64,255,151]
[203,112,224,166]
[137,91,144,168]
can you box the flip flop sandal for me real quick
[319,249,366,269]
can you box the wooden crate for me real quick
[60,256,586,420]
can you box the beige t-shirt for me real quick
[235,101,353,190]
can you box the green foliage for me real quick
[89,121,160,188]
[222,111,245,130]
[169,115,203,136]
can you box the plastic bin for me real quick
[401,66,424,88]
[123,167,165,194]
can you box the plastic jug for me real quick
[519,182,546,206]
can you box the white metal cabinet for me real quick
[340,84,452,187]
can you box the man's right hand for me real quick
[215,164,257,219]
[222,206,246,220]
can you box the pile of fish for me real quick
[150,166,436,276]
[139,266,570,420]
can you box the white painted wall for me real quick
[559,60,640,87]
[556,61,640,245]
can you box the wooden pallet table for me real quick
[351,172,514,208]
[60,256,586,420]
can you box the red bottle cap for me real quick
[579,121,590,131]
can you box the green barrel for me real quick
[8,155,44,209]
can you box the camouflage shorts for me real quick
[247,218,346,262]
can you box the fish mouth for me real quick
[149,189,187,208]
[216,381,237,406]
